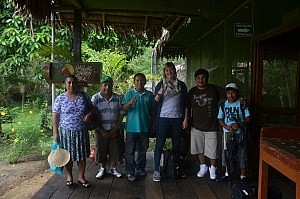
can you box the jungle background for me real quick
[0,0,186,197]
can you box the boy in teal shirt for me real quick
[122,73,154,182]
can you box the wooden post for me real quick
[51,12,56,111]
[73,8,82,63]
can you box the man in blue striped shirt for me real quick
[91,76,125,179]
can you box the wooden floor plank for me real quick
[31,153,296,199]
[190,177,217,199]
[126,177,145,199]
[49,175,76,199]
[108,176,127,199]
[145,174,163,199]
[207,179,231,199]
[89,176,113,199]
[32,175,59,199]
[68,160,96,199]
[176,178,199,199]
[161,180,181,199]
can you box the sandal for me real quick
[78,179,91,188]
[66,181,73,186]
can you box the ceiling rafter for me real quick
[13,0,250,58]
[52,7,203,18]
[169,17,189,41]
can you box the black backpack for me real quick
[162,149,183,180]
[231,183,257,199]
[231,182,282,199]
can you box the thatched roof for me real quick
[13,0,248,58]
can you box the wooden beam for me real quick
[69,0,82,9]
[144,16,148,31]
[161,16,172,28]
[102,13,105,28]
[52,7,203,18]
[167,16,182,31]
[169,17,189,41]
[73,8,82,62]
[69,0,88,18]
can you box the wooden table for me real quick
[258,127,300,199]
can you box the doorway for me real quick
[250,25,300,168]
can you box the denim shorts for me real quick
[221,131,247,169]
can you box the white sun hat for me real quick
[48,145,70,167]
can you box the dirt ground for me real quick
[0,156,53,199]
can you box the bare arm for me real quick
[83,110,93,122]
[52,112,60,142]
[110,114,124,138]
[182,107,189,129]
[219,119,234,132]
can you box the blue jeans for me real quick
[154,117,183,171]
[125,132,149,175]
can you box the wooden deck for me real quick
[32,152,231,199]
[32,152,295,199]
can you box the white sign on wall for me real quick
[234,23,254,37]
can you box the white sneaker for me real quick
[209,166,217,180]
[96,167,105,179]
[127,174,136,182]
[109,168,122,178]
[197,164,208,178]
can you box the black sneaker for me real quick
[240,177,247,184]
[180,171,187,178]
[136,170,146,177]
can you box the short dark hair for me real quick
[194,68,209,79]
[134,73,146,82]
[65,75,77,82]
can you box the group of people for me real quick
[188,69,250,182]
[52,62,250,188]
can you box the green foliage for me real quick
[37,44,73,61]
[37,27,72,62]
[149,138,172,151]
[128,47,153,74]
[0,102,52,164]
[39,100,52,134]
[83,28,155,60]
[0,11,51,80]
[263,59,297,108]
[82,44,132,94]
[0,0,160,164]
[82,43,162,95]
[0,0,52,107]
[0,106,18,124]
